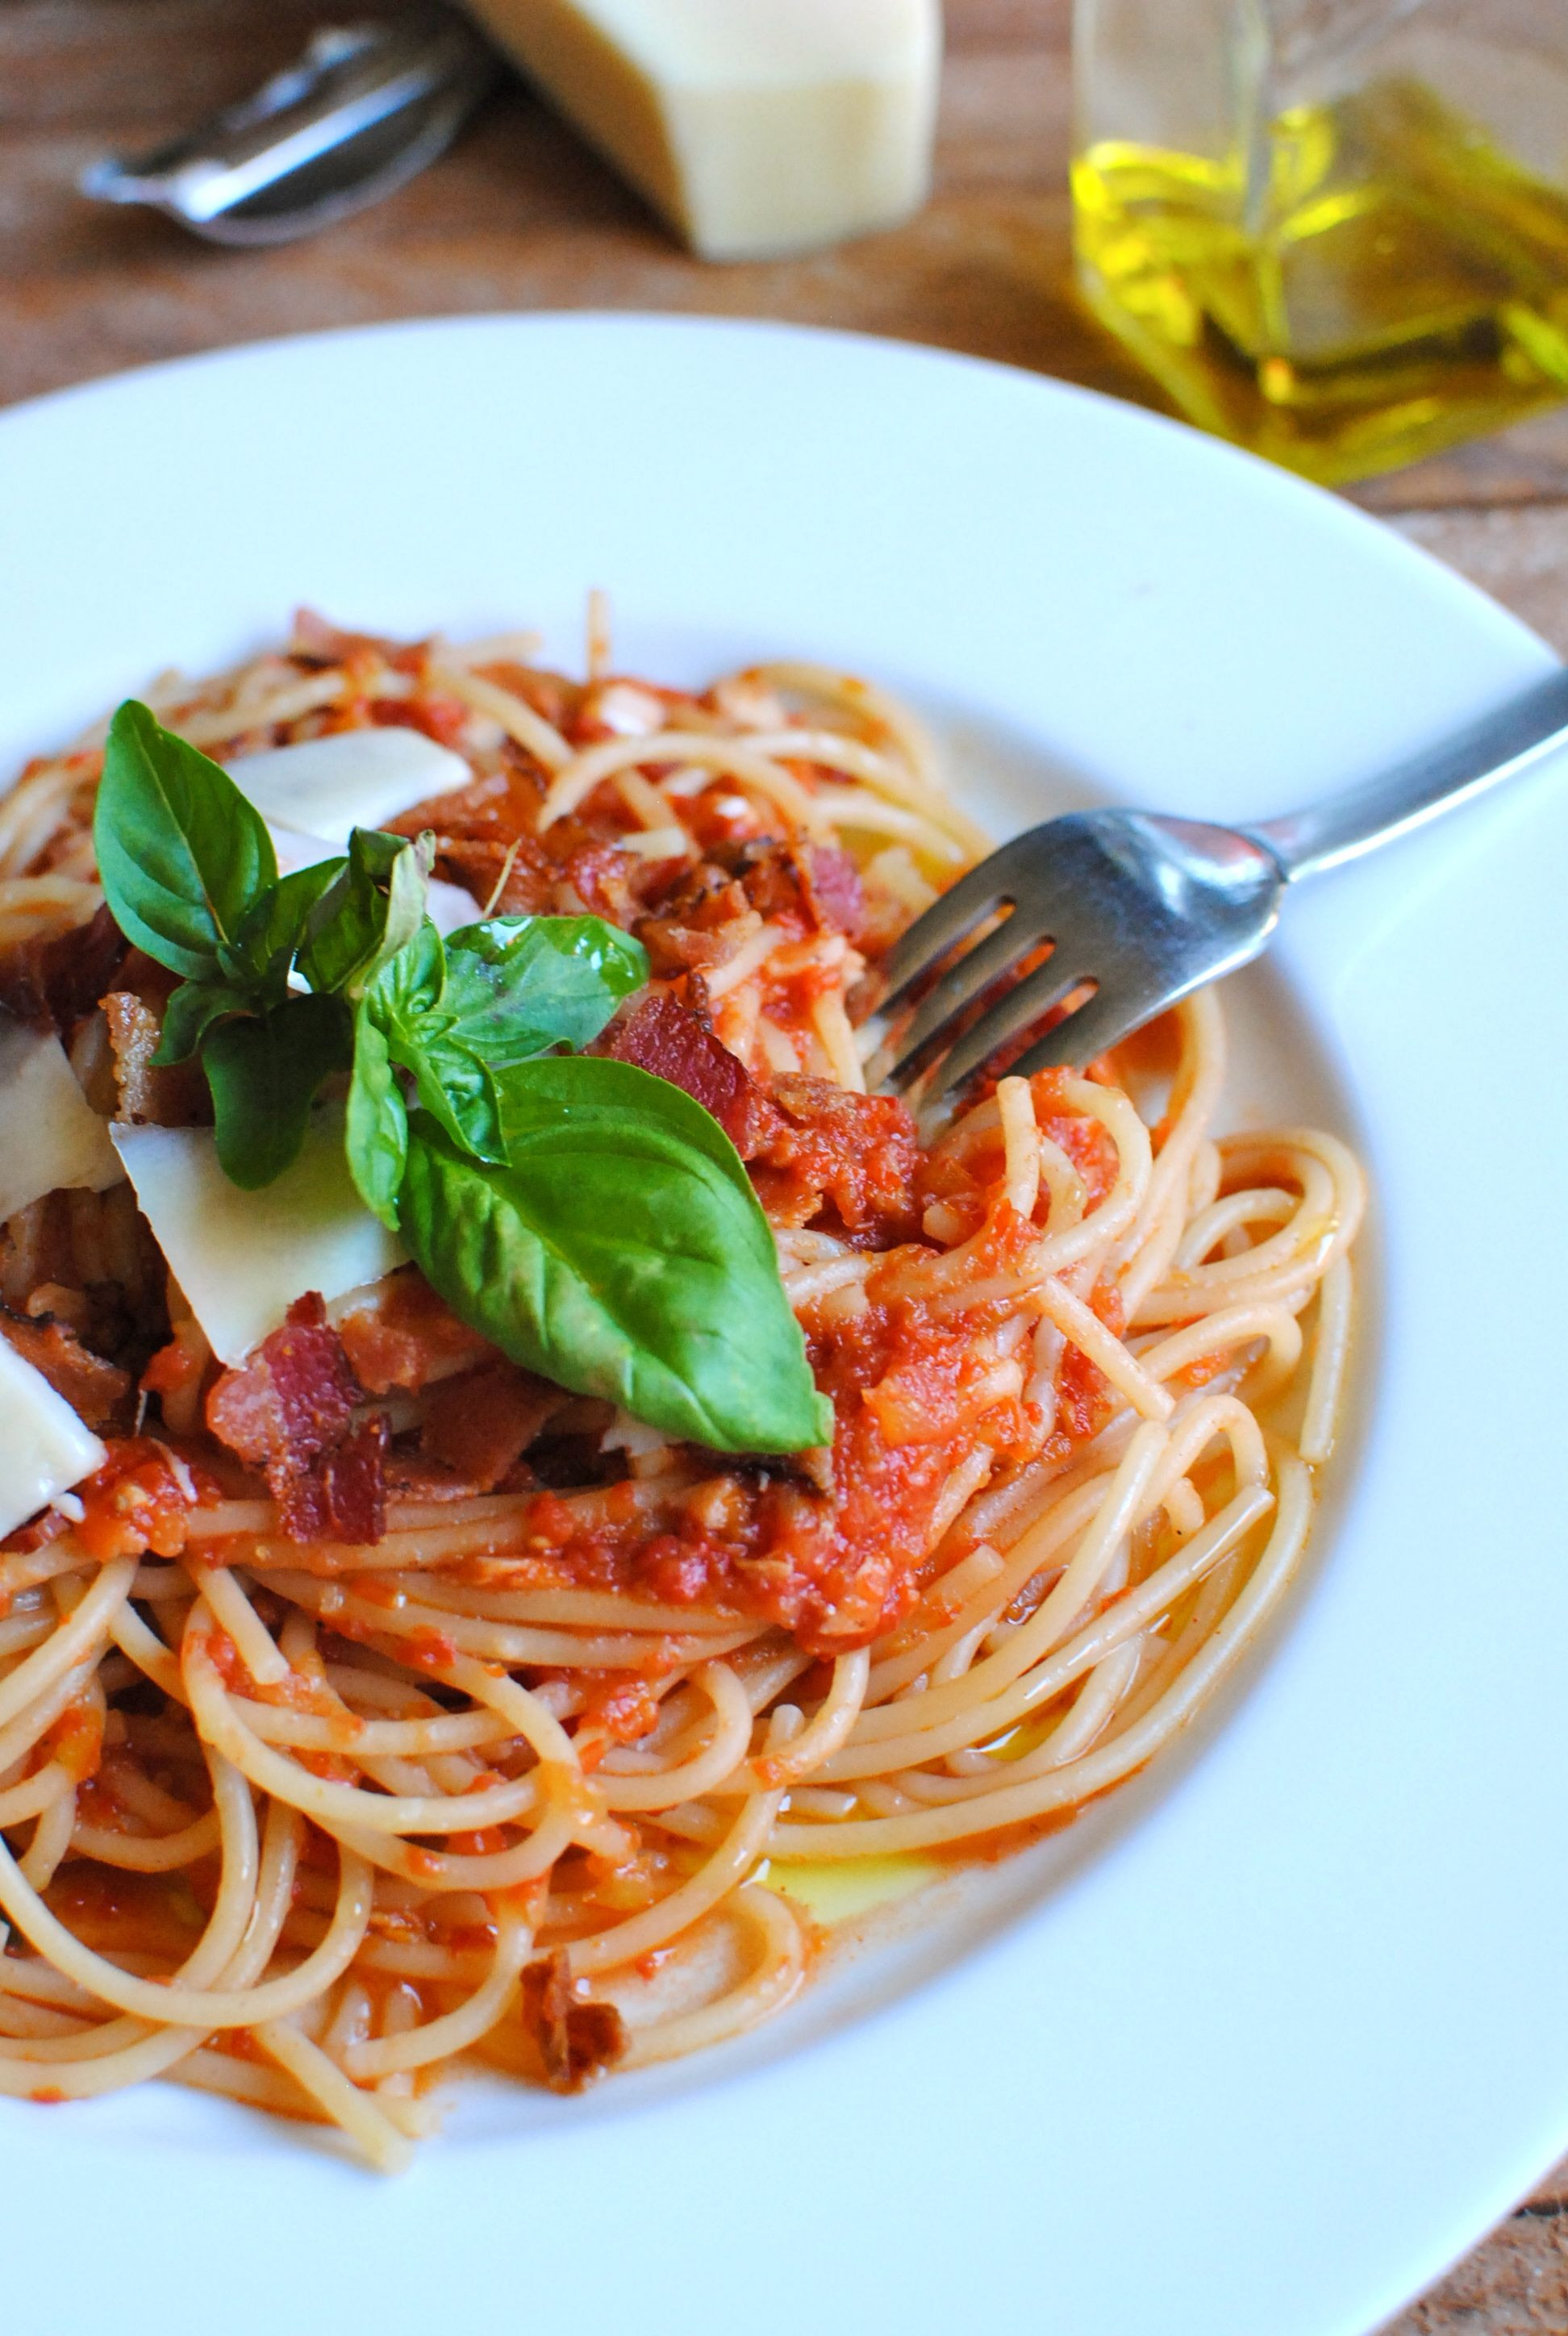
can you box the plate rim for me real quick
[0,310,1564,2336]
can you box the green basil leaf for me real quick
[202,994,354,1190]
[357,920,504,1163]
[224,857,348,994]
[399,1032,503,1162]
[152,978,253,1068]
[495,1053,757,1203]
[362,917,445,1026]
[441,916,649,1068]
[297,828,428,999]
[93,700,277,981]
[344,1005,407,1230]
[398,1095,833,1454]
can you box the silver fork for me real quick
[878,665,1568,1099]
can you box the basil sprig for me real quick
[92,703,424,1186]
[91,700,832,1454]
[348,913,648,1204]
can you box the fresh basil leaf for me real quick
[297,828,428,999]
[93,700,277,981]
[223,857,348,994]
[398,1098,834,1454]
[345,1005,407,1229]
[357,920,505,1163]
[364,917,445,1025]
[399,1031,503,1162]
[441,916,649,1069]
[202,994,354,1189]
[152,978,253,1069]
[495,1053,757,1203]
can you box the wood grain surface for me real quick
[2,2,1566,2324]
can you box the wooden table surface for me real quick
[5,1,1566,2323]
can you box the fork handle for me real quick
[1245,663,1568,884]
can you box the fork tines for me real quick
[877,824,1103,1098]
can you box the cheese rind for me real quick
[111,1110,405,1366]
[0,1022,123,1222]
[0,1340,107,1540]
[224,728,473,845]
[465,0,941,260]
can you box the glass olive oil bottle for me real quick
[1073,2,1568,484]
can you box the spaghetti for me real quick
[0,611,1363,2166]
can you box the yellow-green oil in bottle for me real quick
[1074,77,1568,483]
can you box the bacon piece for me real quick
[102,991,211,1127]
[0,1507,72,1557]
[421,1362,565,1492]
[431,837,557,916]
[206,1294,386,1545]
[594,991,780,1157]
[561,844,638,926]
[648,838,864,944]
[750,1076,921,1245]
[279,1412,388,1545]
[0,905,127,1033]
[336,1271,496,1395]
[0,1306,131,1430]
[517,1952,627,2094]
[800,845,865,940]
[634,914,753,978]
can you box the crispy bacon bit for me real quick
[634,914,751,978]
[562,844,638,926]
[595,990,780,1157]
[0,904,127,1033]
[432,836,557,916]
[750,1076,921,1245]
[800,845,866,940]
[281,1412,388,1545]
[102,991,210,1127]
[644,836,861,945]
[336,1270,496,1395]
[517,1952,628,2094]
[206,1294,386,1545]
[421,1362,565,1492]
[0,1506,72,1557]
[0,1306,130,1429]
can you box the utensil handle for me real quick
[1246,665,1568,883]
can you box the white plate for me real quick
[2,316,1566,2336]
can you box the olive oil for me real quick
[1074,77,1568,484]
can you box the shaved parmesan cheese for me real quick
[0,1022,122,1221]
[111,1108,405,1366]
[0,1340,106,1540]
[268,824,481,936]
[225,728,472,846]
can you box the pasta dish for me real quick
[0,607,1363,2167]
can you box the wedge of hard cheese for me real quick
[465,0,941,259]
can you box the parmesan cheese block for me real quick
[225,728,473,845]
[111,1109,405,1366]
[0,1021,123,1222]
[0,1339,106,1540]
[464,0,941,259]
